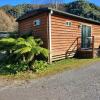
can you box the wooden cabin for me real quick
[17,7,100,63]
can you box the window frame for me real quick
[65,21,72,27]
[33,19,41,26]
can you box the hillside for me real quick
[0,4,38,18]
[65,0,100,21]
[0,1,100,22]
[0,1,100,32]
[0,9,18,32]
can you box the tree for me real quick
[0,9,18,32]
[65,0,100,21]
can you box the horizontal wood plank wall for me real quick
[18,17,33,33]
[18,12,100,61]
[18,13,48,48]
[92,24,100,48]
[51,14,100,61]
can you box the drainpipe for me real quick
[48,10,53,64]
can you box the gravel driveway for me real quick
[0,62,100,100]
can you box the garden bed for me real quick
[0,58,100,80]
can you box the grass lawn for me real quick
[0,58,100,80]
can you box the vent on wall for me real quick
[65,21,72,27]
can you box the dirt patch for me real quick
[0,78,30,89]
[0,78,13,88]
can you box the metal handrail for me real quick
[77,36,94,51]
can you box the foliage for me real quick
[0,58,100,79]
[0,9,18,32]
[0,4,38,18]
[0,1,100,22]
[0,1,100,32]
[0,63,28,74]
[14,37,48,66]
[65,0,100,21]
[33,60,48,72]
[0,36,48,73]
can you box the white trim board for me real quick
[48,10,53,63]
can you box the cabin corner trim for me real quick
[48,10,53,63]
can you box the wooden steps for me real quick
[76,48,93,58]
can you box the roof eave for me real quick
[48,7,100,25]
[16,7,51,22]
[17,7,100,24]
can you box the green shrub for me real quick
[0,63,28,74]
[33,60,48,72]
[0,36,48,73]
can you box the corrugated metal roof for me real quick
[17,7,100,24]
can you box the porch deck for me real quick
[76,36,100,58]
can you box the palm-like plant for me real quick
[14,36,48,69]
[0,38,16,52]
[0,36,48,70]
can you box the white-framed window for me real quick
[34,19,41,26]
[65,21,72,27]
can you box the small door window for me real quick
[81,25,92,48]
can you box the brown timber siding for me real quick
[18,13,49,48]
[93,24,100,48]
[18,11,100,61]
[51,14,100,60]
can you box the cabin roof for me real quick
[17,7,100,24]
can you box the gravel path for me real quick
[0,62,100,100]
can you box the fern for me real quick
[0,36,48,70]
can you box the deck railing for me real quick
[77,36,95,57]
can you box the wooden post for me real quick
[77,37,78,50]
[92,36,94,58]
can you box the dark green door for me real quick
[81,25,91,48]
